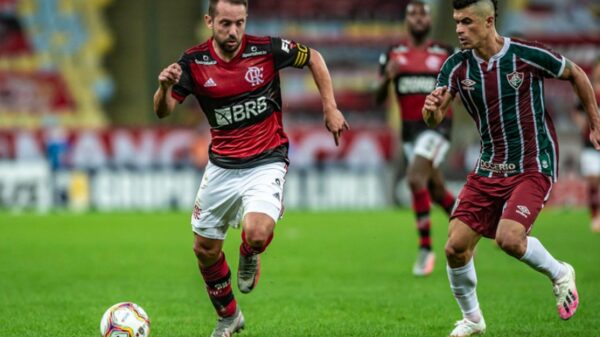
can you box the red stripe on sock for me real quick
[241,231,274,256]
[412,188,431,214]
[590,184,599,218]
[200,253,237,317]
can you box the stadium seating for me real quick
[0,0,113,128]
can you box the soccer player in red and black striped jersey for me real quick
[422,0,600,336]
[376,0,457,277]
[153,1,349,336]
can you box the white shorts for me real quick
[403,130,450,168]
[191,161,287,240]
[581,148,600,177]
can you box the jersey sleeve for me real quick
[513,40,566,78]
[171,53,195,103]
[270,37,311,70]
[436,52,464,96]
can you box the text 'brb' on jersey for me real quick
[172,35,310,169]
[437,37,565,181]
[379,40,455,142]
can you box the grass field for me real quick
[1,209,599,337]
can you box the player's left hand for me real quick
[324,108,350,146]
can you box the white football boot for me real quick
[448,317,486,337]
[211,307,245,337]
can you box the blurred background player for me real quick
[571,57,600,232]
[424,0,600,335]
[153,0,349,336]
[376,0,457,277]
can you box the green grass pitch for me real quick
[1,209,599,337]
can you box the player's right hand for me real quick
[158,63,182,89]
[422,86,447,127]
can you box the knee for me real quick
[495,233,526,257]
[407,172,427,192]
[244,226,271,249]
[445,240,468,260]
[193,242,220,264]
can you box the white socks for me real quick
[520,236,566,282]
[447,258,482,322]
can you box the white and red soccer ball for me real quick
[100,302,150,337]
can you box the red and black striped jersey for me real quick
[379,39,456,141]
[172,34,310,169]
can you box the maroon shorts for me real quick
[451,172,553,238]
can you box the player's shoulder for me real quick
[387,39,410,54]
[428,40,457,56]
[183,41,210,56]
[444,48,469,64]
[245,34,272,45]
[509,37,553,52]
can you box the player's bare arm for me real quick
[560,59,600,150]
[422,86,452,128]
[307,48,350,146]
[153,63,182,119]
[375,61,398,105]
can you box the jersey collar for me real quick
[472,37,511,71]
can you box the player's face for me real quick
[206,1,247,54]
[453,7,491,49]
[406,4,431,40]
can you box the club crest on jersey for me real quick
[506,71,524,89]
[461,78,476,91]
[245,66,264,86]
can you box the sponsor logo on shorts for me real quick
[479,160,518,173]
[516,205,530,218]
[193,204,202,220]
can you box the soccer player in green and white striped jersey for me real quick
[422,0,600,336]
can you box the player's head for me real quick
[452,0,498,49]
[405,1,432,41]
[205,0,248,54]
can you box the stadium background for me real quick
[0,0,599,212]
[0,1,600,336]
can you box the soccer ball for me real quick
[100,302,151,337]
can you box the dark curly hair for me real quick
[452,0,498,20]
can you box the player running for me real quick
[153,1,349,336]
[376,0,457,276]
[423,0,600,336]
[571,57,600,232]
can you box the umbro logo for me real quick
[204,78,217,87]
[461,78,476,91]
[516,205,531,218]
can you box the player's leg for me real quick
[497,173,578,320]
[429,167,456,216]
[191,163,245,336]
[589,176,600,232]
[445,218,486,337]
[237,162,286,293]
[406,130,450,276]
[238,212,275,293]
[406,154,436,276]
[581,148,600,231]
